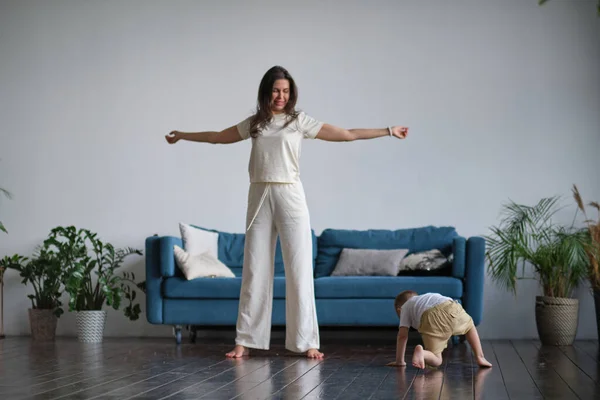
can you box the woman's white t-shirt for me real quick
[236,112,323,183]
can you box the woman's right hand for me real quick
[165,131,180,144]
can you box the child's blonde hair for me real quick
[394,290,418,312]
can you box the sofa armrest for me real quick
[462,236,485,326]
[145,236,163,324]
[144,235,183,324]
[451,236,466,278]
[158,236,183,277]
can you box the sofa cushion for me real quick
[331,248,409,276]
[163,276,287,299]
[315,226,458,278]
[397,264,452,277]
[398,249,450,273]
[179,223,219,257]
[173,245,235,279]
[188,224,318,277]
[314,276,463,299]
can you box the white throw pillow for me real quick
[173,245,235,279]
[179,222,219,257]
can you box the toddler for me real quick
[388,290,492,369]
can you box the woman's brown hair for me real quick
[249,65,299,138]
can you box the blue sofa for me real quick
[145,225,485,344]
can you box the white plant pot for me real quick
[76,310,107,343]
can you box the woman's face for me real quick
[271,79,290,114]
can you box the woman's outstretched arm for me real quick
[165,125,243,145]
[315,124,408,142]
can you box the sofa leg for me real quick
[173,325,182,345]
[189,325,197,344]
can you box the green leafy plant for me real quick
[485,196,589,298]
[0,186,10,234]
[572,185,600,289]
[42,226,144,320]
[539,0,600,17]
[0,247,64,317]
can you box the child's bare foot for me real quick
[476,356,492,368]
[306,348,324,359]
[412,345,426,369]
[225,345,249,358]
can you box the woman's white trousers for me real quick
[235,181,320,353]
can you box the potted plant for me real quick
[0,185,10,234]
[485,195,589,345]
[572,185,600,338]
[0,247,64,341]
[43,226,144,343]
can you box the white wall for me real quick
[1,0,599,339]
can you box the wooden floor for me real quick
[0,335,599,399]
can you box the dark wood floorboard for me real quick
[575,341,600,362]
[512,341,579,400]
[474,342,509,400]
[301,350,384,399]
[532,340,600,399]
[492,341,542,399]
[0,337,598,399]
[559,343,600,383]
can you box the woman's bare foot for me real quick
[412,345,426,369]
[476,356,492,368]
[306,348,324,359]
[225,345,249,358]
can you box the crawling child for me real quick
[387,290,492,369]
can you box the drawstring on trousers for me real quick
[246,184,271,232]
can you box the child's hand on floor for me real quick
[386,361,406,367]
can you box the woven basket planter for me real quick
[535,296,579,346]
[76,310,107,343]
[28,309,57,342]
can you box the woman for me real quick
[165,66,409,359]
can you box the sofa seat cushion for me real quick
[314,276,463,299]
[163,277,287,299]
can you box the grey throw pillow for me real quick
[398,249,449,272]
[331,248,410,276]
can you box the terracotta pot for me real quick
[28,309,58,342]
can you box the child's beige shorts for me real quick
[418,300,474,355]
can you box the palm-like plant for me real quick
[572,185,600,289]
[485,196,589,298]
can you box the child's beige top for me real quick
[399,293,452,330]
[236,112,323,183]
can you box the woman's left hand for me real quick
[391,126,409,139]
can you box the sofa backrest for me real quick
[192,225,318,277]
[314,226,458,278]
